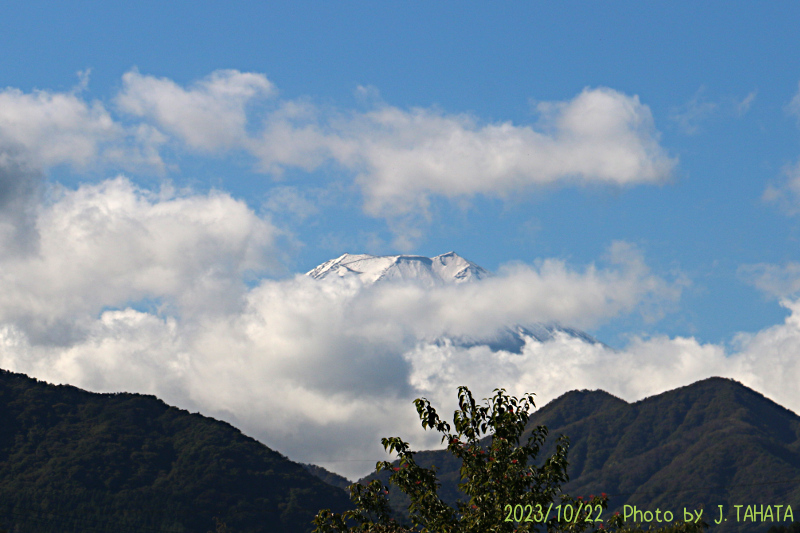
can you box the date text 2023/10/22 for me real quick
[502,503,795,527]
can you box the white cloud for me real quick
[0,70,688,480]
[328,241,683,339]
[0,233,687,479]
[116,69,275,152]
[0,176,279,345]
[0,86,120,168]
[725,298,800,411]
[8,270,800,481]
[248,99,336,174]
[0,156,42,255]
[263,87,675,218]
[0,83,168,253]
[0,72,675,247]
[0,309,189,397]
[0,75,169,186]
[402,334,730,429]
[112,71,675,220]
[739,262,800,299]
[3,221,800,480]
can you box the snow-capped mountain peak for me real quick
[306,252,490,286]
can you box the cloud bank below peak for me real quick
[0,224,686,479]
[3,238,800,481]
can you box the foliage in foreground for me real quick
[313,387,708,533]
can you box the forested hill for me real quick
[363,377,800,533]
[0,369,351,533]
[531,377,800,526]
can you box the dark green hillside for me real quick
[362,378,800,533]
[549,377,800,521]
[0,369,351,533]
[301,464,352,492]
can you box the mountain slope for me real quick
[549,378,800,521]
[301,463,352,492]
[361,377,800,533]
[0,369,351,533]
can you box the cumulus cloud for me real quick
[0,310,189,398]
[402,334,730,428]
[0,176,278,345]
[0,70,686,480]
[116,69,275,152]
[0,72,675,247]
[0,84,127,253]
[725,299,800,410]
[0,155,42,255]
[5,256,800,480]
[252,87,675,217]
[0,73,170,236]
[111,70,675,219]
[0,230,690,479]
[263,185,321,221]
[0,85,120,168]
[2,213,800,480]
[323,241,683,340]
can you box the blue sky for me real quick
[3,3,800,477]
[5,0,797,345]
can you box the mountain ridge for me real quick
[0,368,351,533]
[360,376,800,533]
[306,251,490,286]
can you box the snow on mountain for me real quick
[307,252,604,353]
[306,251,490,286]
